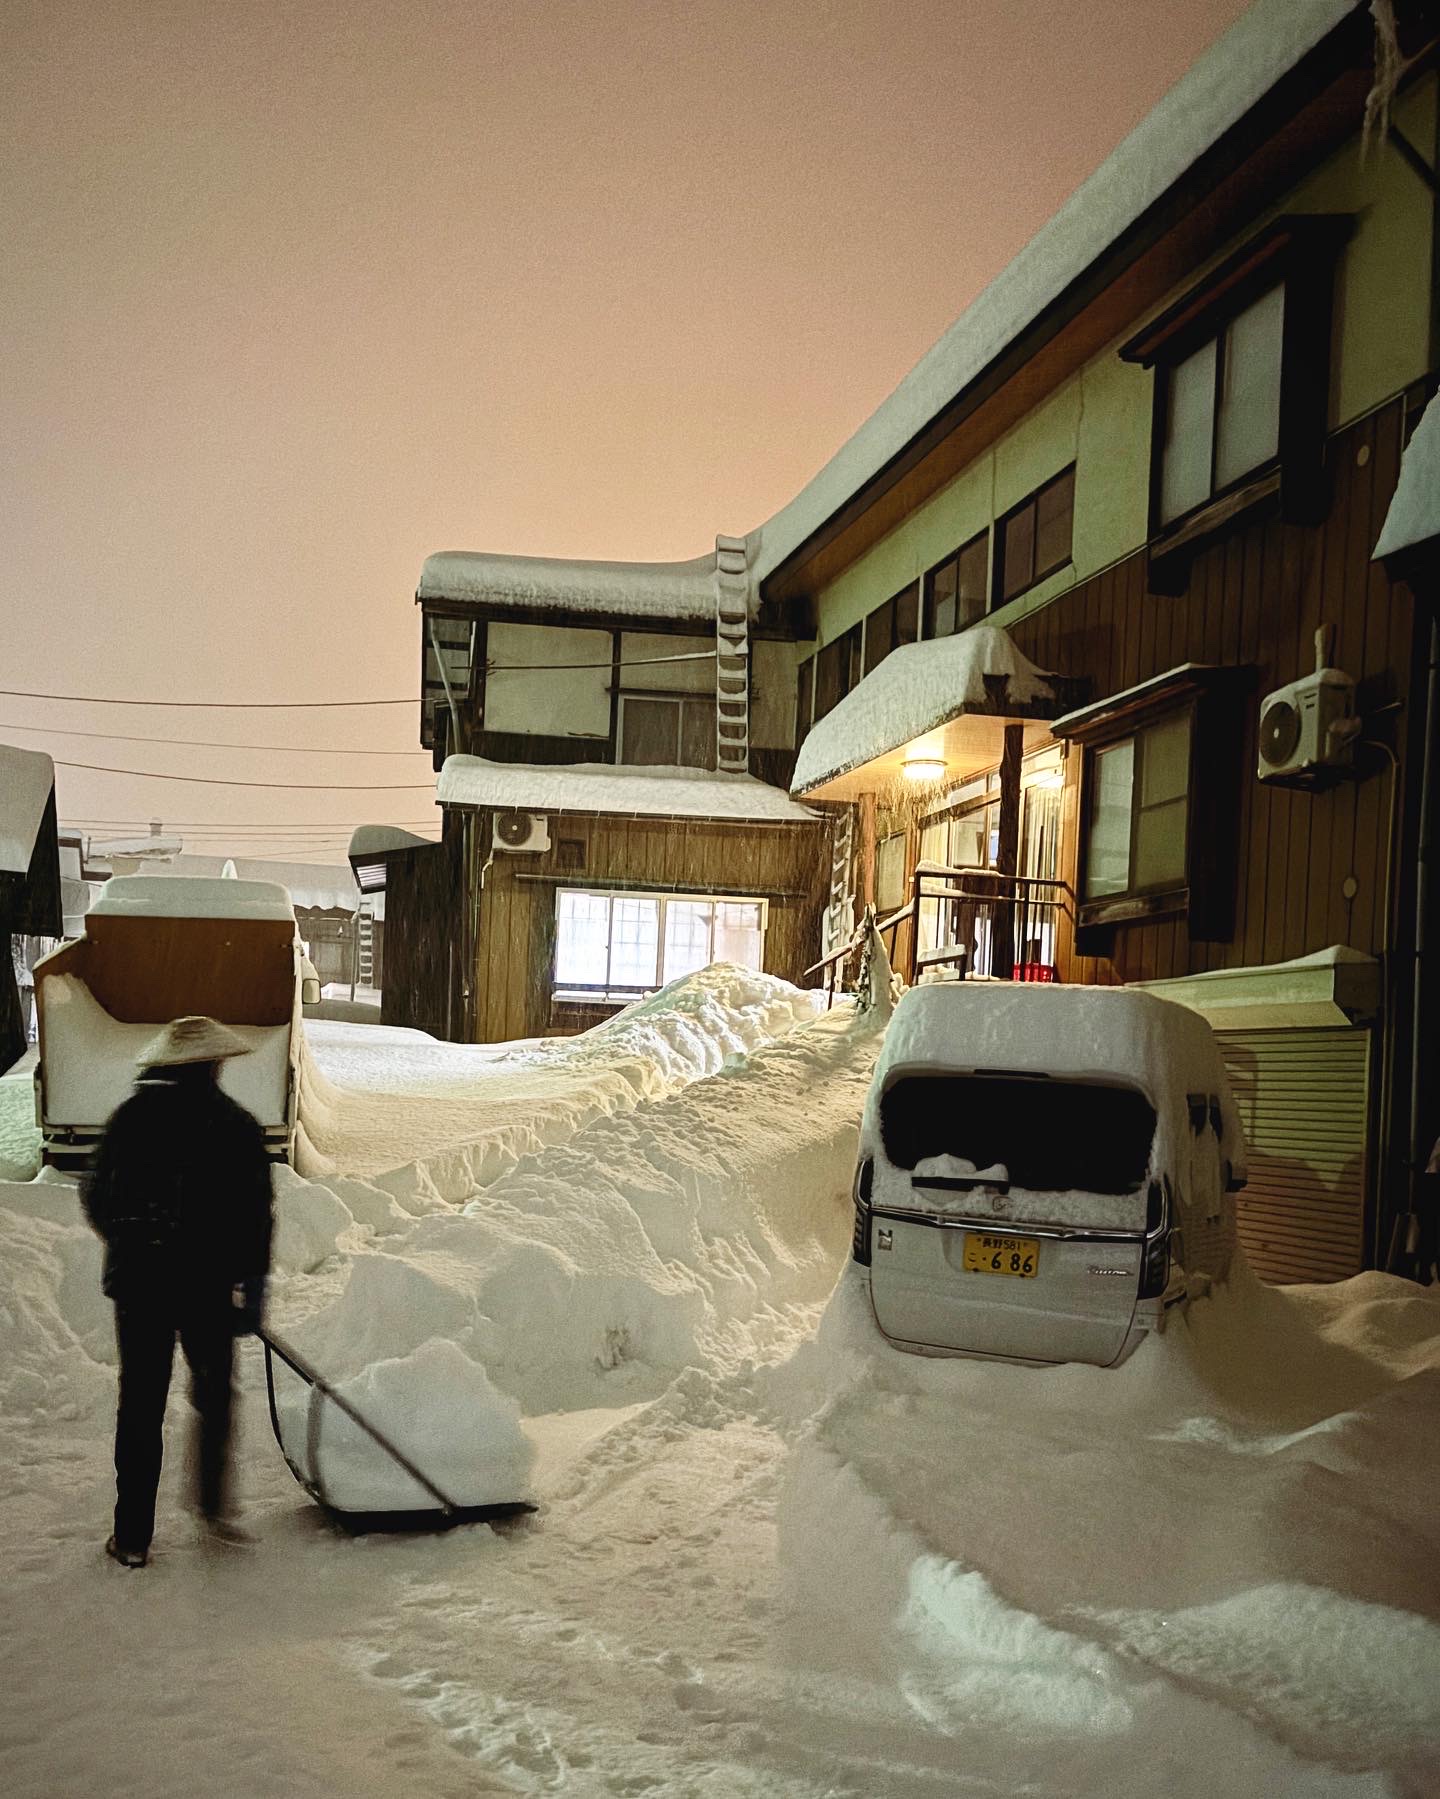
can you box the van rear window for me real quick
[880,1074,1156,1195]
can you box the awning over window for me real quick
[790,626,1081,800]
[438,756,820,824]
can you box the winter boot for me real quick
[201,1514,256,1549]
[105,1535,148,1569]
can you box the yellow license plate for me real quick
[963,1233,1040,1278]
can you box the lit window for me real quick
[554,889,768,1000]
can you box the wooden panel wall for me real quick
[380,839,461,1038]
[473,814,829,1043]
[1007,398,1414,989]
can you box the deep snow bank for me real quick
[295,962,823,1184]
[283,1003,881,1419]
[769,1263,1440,1787]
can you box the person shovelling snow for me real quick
[81,1015,274,1569]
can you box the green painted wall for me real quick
[809,77,1436,653]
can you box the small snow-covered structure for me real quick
[0,746,61,1074]
[32,875,313,1165]
[789,626,1082,800]
[854,982,1242,1366]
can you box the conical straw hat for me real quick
[136,1015,254,1068]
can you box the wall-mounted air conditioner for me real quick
[492,811,551,854]
[1256,626,1358,789]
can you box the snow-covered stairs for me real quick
[713,534,750,775]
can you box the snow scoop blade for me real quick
[260,1331,537,1531]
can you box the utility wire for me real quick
[55,760,434,790]
[2,721,431,755]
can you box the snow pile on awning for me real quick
[438,755,819,823]
[90,874,296,922]
[418,549,726,625]
[1374,388,1440,564]
[348,825,434,858]
[791,625,1062,797]
[749,0,1354,580]
[0,746,54,875]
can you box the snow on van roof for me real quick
[437,755,820,823]
[0,745,54,876]
[747,0,1356,580]
[791,626,1060,795]
[877,981,1224,1092]
[1373,388,1440,562]
[90,875,297,922]
[417,550,723,624]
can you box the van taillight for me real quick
[852,1158,874,1266]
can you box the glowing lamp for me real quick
[901,755,947,782]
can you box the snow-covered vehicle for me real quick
[852,983,1245,1366]
[32,875,320,1168]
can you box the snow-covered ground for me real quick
[1,970,1437,1797]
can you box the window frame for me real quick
[1077,705,1196,919]
[1120,214,1349,588]
[551,887,770,1003]
[923,529,990,638]
[994,466,1075,606]
[616,691,716,769]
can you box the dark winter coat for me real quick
[81,1068,274,1305]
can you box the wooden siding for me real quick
[1007,398,1414,989]
[472,813,829,1044]
[380,839,461,1039]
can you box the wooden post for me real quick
[857,793,877,911]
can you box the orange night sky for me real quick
[3,0,1249,862]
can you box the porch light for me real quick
[901,755,947,782]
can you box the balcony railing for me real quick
[805,861,1075,1005]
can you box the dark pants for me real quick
[112,1301,235,1552]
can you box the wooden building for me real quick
[769,0,1439,1284]
[368,552,825,1043]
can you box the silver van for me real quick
[852,983,1245,1366]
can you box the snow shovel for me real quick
[259,1330,536,1535]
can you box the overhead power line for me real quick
[56,760,434,791]
[2,688,416,709]
[1,721,431,755]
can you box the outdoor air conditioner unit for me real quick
[1256,627,1359,790]
[492,811,551,854]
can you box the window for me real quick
[619,694,714,768]
[796,656,813,738]
[875,833,906,913]
[1082,711,1191,904]
[864,582,919,676]
[1120,216,1348,574]
[554,889,768,1001]
[813,622,862,724]
[997,467,1074,604]
[924,531,989,637]
[1158,285,1284,525]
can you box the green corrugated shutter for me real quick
[1217,1026,1370,1284]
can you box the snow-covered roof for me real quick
[348,825,435,859]
[791,626,1062,798]
[437,756,819,823]
[1373,388,1440,564]
[90,874,297,923]
[418,550,725,625]
[0,746,54,876]
[89,834,183,861]
[124,855,360,912]
[747,0,1356,580]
